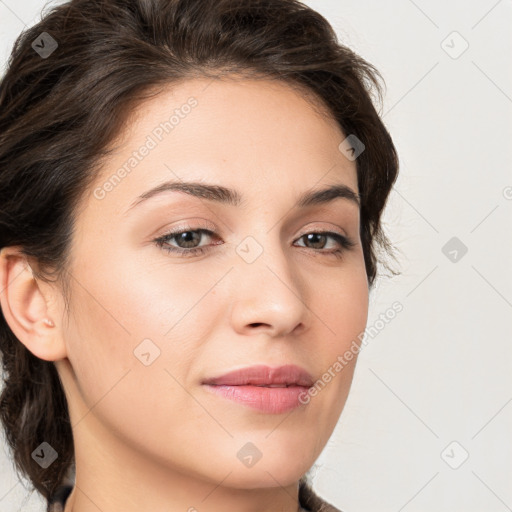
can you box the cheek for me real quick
[63,247,216,403]
[305,266,368,416]
[63,282,135,408]
[62,266,202,448]
[317,262,369,349]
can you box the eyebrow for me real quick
[125,180,361,214]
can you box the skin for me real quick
[0,76,368,512]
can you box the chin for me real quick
[206,437,316,490]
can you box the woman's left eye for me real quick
[153,228,356,258]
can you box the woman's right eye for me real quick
[153,228,217,257]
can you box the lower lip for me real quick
[203,384,310,414]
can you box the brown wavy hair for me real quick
[0,0,399,506]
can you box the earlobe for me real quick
[0,246,67,361]
[42,317,55,328]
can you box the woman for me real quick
[0,0,399,511]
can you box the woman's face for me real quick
[56,77,368,489]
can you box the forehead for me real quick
[124,76,344,149]
[85,76,358,215]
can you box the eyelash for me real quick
[153,226,356,259]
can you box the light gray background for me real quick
[1,1,511,511]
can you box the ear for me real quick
[0,246,67,361]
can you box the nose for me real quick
[228,238,311,338]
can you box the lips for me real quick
[202,364,314,413]
[202,364,314,388]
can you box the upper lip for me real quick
[202,364,314,387]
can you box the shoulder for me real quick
[299,480,343,512]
